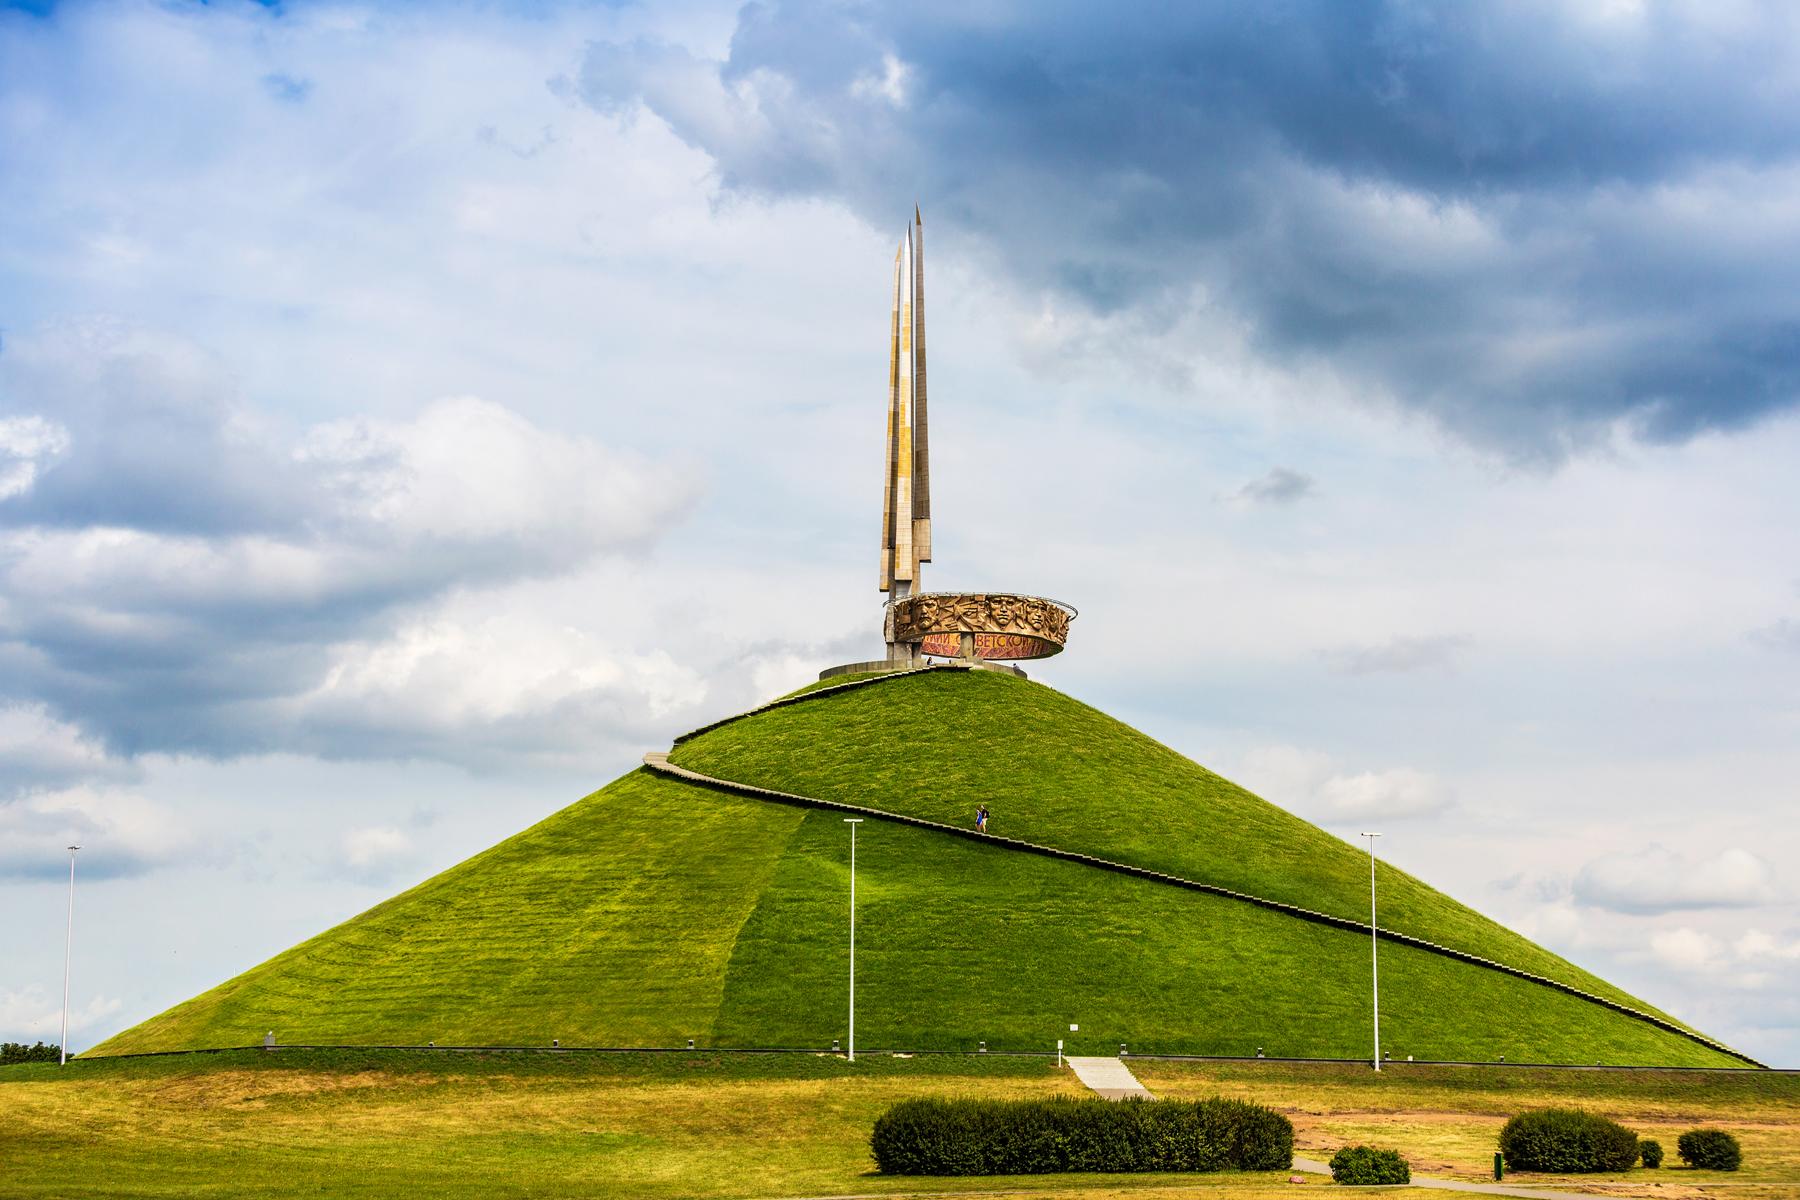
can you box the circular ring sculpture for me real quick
[886,592,1077,661]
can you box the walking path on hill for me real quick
[1065,1055,1154,1100]
[640,745,1759,1066]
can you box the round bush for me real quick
[1639,1139,1663,1169]
[1498,1109,1639,1173]
[1329,1145,1410,1185]
[1677,1129,1742,1171]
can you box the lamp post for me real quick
[844,818,862,1062]
[61,844,80,1066]
[1361,832,1381,1072]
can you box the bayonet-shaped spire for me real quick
[880,207,931,597]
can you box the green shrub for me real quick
[0,1042,60,1066]
[1498,1108,1639,1173]
[1677,1129,1741,1171]
[870,1095,1293,1175]
[1329,1145,1410,1184]
[1639,1138,1663,1168]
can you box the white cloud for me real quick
[849,54,911,107]
[331,825,424,886]
[1231,744,1336,796]
[0,986,122,1043]
[1732,929,1800,963]
[1510,898,1588,949]
[1645,925,1800,992]
[0,706,135,798]
[1323,635,1474,676]
[1750,617,1800,652]
[1573,845,1777,914]
[1316,768,1453,820]
[1226,746,1452,823]
[1650,926,1722,972]
[0,415,70,500]
[288,606,710,768]
[342,825,412,870]
[0,326,699,766]
[0,787,189,881]
[298,395,694,553]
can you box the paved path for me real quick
[1065,1055,1154,1100]
[1294,1157,1595,1197]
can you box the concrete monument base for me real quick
[817,658,1027,682]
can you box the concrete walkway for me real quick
[1293,1157,1594,1198]
[1065,1055,1154,1100]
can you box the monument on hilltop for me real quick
[831,207,1077,679]
[85,206,1759,1072]
[879,206,933,604]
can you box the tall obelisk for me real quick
[881,208,931,663]
[817,205,1075,681]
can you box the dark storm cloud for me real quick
[578,0,1800,455]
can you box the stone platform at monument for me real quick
[817,657,1027,682]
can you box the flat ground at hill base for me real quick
[3,1051,1794,1199]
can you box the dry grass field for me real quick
[2,1050,1793,1199]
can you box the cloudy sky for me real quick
[3,0,1797,1065]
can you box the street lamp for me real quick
[844,819,862,1063]
[1361,832,1381,1072]
[61,844,80,1067]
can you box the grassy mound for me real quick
[97,772,807,1054]
[674,670,1675,1021]
[94,670,1746,1065]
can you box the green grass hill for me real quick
[93,669,1755,1067]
